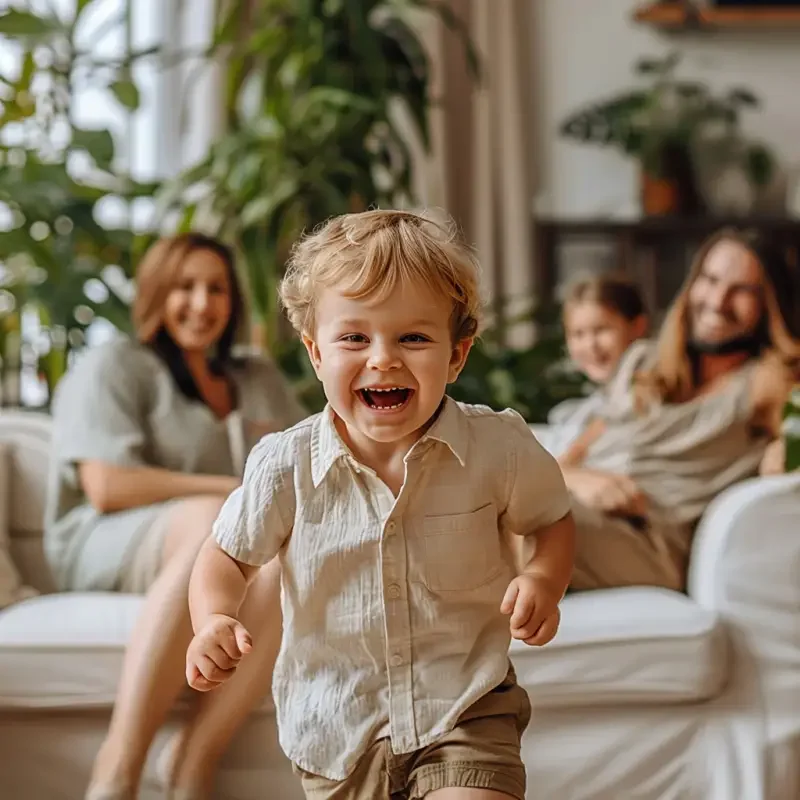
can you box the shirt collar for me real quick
[310,406,352,487]
[310,396,469,488]
[420,396,469,467]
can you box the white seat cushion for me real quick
[0,592,251,712]
[0,593,143,709]
[0,587,728,712]
[511,586,729,708]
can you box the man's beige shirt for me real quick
[214,398,570,780]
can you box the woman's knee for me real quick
[162,494,228,564]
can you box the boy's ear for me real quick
[447,337,474,384]
[632,314,649,340]
[301,333,322,378]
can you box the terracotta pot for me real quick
[641,171,681,216]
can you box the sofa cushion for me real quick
[0,443,39,609]
[0,411,56,594]
[0,585,728,713]
[511,586,729,708]
[0,593,240,712]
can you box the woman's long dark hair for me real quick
[132,233,244,403]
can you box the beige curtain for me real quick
[413,0,537,344]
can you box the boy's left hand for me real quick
[500,573,562,646]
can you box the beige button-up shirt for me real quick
[214,397,570,780]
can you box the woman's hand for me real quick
[564,467,647,517]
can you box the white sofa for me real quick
[0,410,798,800]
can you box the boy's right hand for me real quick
[186,613,253,692]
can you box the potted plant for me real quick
[559,52,774,216]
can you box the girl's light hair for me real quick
[280,209,484,341]
[634,228,800,408]
[563,273,647,323]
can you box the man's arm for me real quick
[751,355,795,475]
[557,417,605,468]
[751,354,793,438]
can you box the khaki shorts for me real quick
[293,667,531,800]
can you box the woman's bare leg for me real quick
[87,495,227,797]
[161,557,283,796]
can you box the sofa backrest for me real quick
[0,411,56,593]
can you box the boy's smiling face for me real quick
[303,279,472,453]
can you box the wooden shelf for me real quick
[634,3,800,30]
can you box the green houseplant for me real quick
[559,52,774,216]
[0,4,157,401]
[783,385,800,472]
[449,303,588,424]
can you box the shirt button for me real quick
[386,583,401,600]
[386,520,396,535]
[390,653,404,667]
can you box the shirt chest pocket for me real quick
[422,503,502,592]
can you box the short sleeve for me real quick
[212,432,296,566]
[51,340,149,478]
[499,410,571,536]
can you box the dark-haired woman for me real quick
[45,234,305,799]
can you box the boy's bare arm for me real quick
[520,512,576,597]
[501,512,576,647]
[186,539,263,692]
[189,538,260,630]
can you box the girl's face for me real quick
[565,301,647,384]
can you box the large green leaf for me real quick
[240,176,300,227]
[110,79,140,110]
[77,0,101,14]
[71,128,115,170]
[0,10,63,37]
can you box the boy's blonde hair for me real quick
[280,209,483,341]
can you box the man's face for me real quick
[688,239,764,348]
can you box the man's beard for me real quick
[688,307,764,357]
[689,330,763,356]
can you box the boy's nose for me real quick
[367,343,401,370]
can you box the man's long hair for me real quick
[634,228,800,408]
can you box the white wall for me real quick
[533,0,800,218]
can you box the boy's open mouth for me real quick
[358,387,413,411]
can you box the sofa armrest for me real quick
[688,473,800,633]
[688,473,800,788]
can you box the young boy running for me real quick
[186,210,575,800]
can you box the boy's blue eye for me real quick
[402,333,430,343]
[340,334,367,343]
